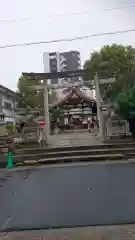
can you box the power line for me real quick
[0,28,135,49]
[0,4,135,25]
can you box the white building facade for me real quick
[0,85,17,124]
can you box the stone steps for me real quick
[107,137,133,143]
[15,142,135,154]
[15,153,125,167]
[0,137,8,167]
[14,147,135,162]
[1,140,135,168]
[12,142,135,167]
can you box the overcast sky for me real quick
[0,0,135,90]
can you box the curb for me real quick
[1,156,135,169]
[15,154,125,167]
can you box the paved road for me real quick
[1,163,135,232]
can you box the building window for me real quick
[49,52,57,56]
[4,101,12,110]
[50,59,57,66]
[51,61,57,66]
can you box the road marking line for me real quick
[1,217,11,231]
[9,190,16,200]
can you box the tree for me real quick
[109,70,135,101]
[17,75,44,109]
[17,75,57,109]
[116,86,135,137]
[84,44,135,100]
[117,87,135,118]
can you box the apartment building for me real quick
[43,50,81,84]
[43,52,60,84]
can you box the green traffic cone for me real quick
[7,151,13,168]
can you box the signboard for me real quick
[107,119,128,136]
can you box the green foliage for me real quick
[6,123,24,134]
[17,75,57,110]
[109,71,135,101]
[84,44,135,100]
[17,75,44,108]
[6,124,15,134]
[116,86,135,119]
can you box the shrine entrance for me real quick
[23,70,116,145]
[52,87,98,133]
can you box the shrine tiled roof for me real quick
[52,87,96,106]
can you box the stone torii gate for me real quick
[22,70,115,145]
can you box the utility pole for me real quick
[94,74,103,138]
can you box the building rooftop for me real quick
[52,87,96,106]
[0,84,17,98]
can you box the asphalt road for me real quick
[1,162,135,232]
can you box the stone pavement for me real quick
[0,225,135,239]
[49,131,102,148]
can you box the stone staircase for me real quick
[0,137,8,168]
[0,133,135,168]
[13,141,135,167]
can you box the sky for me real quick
[0,0,135,90]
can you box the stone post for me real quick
[43,82,49,145]
[94,74,103,138]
